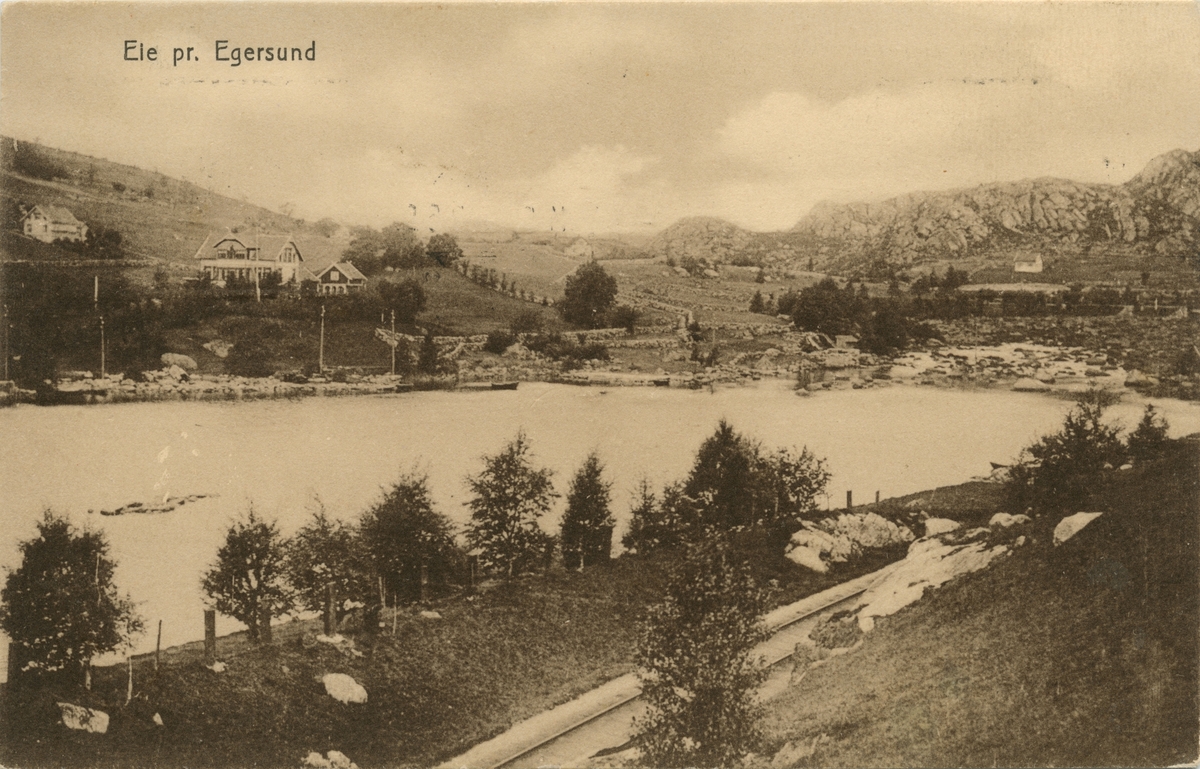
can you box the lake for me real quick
[2,381,1198,669]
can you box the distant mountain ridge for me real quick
[648,148,1200,274]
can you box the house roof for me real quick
[310,260,367,282]
[1013,254,1042,264]
[23,205,83,225]
[193,230,365,279]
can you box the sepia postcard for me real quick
[1,2,1198,767]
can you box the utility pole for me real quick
[2,303,8,381]
[99,315,106,378]
[390,309,396,376]
[318,304,325,373]
[93,275,99,309]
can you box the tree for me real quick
[377,278,427,325]
[1005,396,1126,514]
[748,290,765,314]
[1126,404,1169,462]
[465,432,558,577]
[381,222,426,269]
[1,512,143,683]
[418,332,442,374]
[790,278,861,336]
[284,503,371,622]
[609,304,639,334]
[425,233,463,267]
[560,261,618,328]
[561,453,615,570]
[359,472,460,603]
[343,226,384,276]
[201,507,293,643]
[634,537,768,767]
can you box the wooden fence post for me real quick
[155,619,162,674]
[323,584,335,636]
[846,490,853,509]
[876,490,880,504]
[204,610,216,664]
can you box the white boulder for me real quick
[1012,377,1050,392]
[1053,512,1103,546]
[419,610,442,620]
[160,353,198,371]
[327,750,358,769]
[323,673,368,704]
[303,752,332,768]
[57,702,109,733]
[989,513,1032,529]
[785,545,828,573]
[923,517,960,536]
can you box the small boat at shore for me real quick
[490,381,519,391]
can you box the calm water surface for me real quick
[2,381,1197,662]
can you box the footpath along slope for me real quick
[437,565,897,769]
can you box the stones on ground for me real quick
[1011,376,1050,392]
[203,339,232,358]
[770,735,828,768]
[923,517,960,536]
[989,512,1032,529]
[419,610,442,620]
[323,673,368,704]
[785,512,914,572]
[208,660,227,673]
[57,702,109,733]
[153,712,165,727]
[302,752,356,769]
[1054,512,1103,546]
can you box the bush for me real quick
[1005,395,1126,514]
[1,512,143,683]
[1127,404,1170,462]
[633,537,768,767]
[201,507,293,643]
[360,472,461,604]
[484,329,517,354]
[609,304,639,334]
[510,310,544,335]
[465,432,558,577]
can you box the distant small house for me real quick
[565,238,594,259]
[1014,254,1044,274]
[309,261,366,295]
[21,205,88,243]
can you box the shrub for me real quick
[465,432,558,577]
[1127,404,1170,462]
[560,262,618,328]
[633,537,768,767]
[1,511,143,683]
[201,507,293,643]
[1005,396,1126,514]
[609,304,639,334]
[484,329,517,354]
[510,310,544,335]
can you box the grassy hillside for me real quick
[761,437,1199,767]
[1,137,311,270]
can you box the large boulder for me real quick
[203,339,232,359]
[785,545,828,573]
[989,512,1032,529]
[322,673,368,704]
[1053,512,1103,546]
[161,353,198,371]
[57,702,109,733]
[923,517,960,536]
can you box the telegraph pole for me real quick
[99,315,106,378]
[318,304,325,373]
[390,309,396,376]
[2,303,8,381]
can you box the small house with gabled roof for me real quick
[308,260,366,295]
[21,205,88,243]
[1014,254,1044,274]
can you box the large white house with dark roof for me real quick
[21,205,88,243]
[193,232,366,292]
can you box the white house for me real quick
[21,205,88,243]
[195,231,367,293]
[1014,254,1044,274]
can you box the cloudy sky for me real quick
[2,2,1198,233]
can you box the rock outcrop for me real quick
[1053,512,1103,546]
[786,513,914,572]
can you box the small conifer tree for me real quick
[561,452,615,570]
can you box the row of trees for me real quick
[200,434,618,640]
[341,225,462,277]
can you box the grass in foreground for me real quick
[0,531,902,769]
[760,438,1199,768]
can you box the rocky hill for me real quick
[646,149,1199,277]
[791,148,1199,269]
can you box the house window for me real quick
[330,270,339,281]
